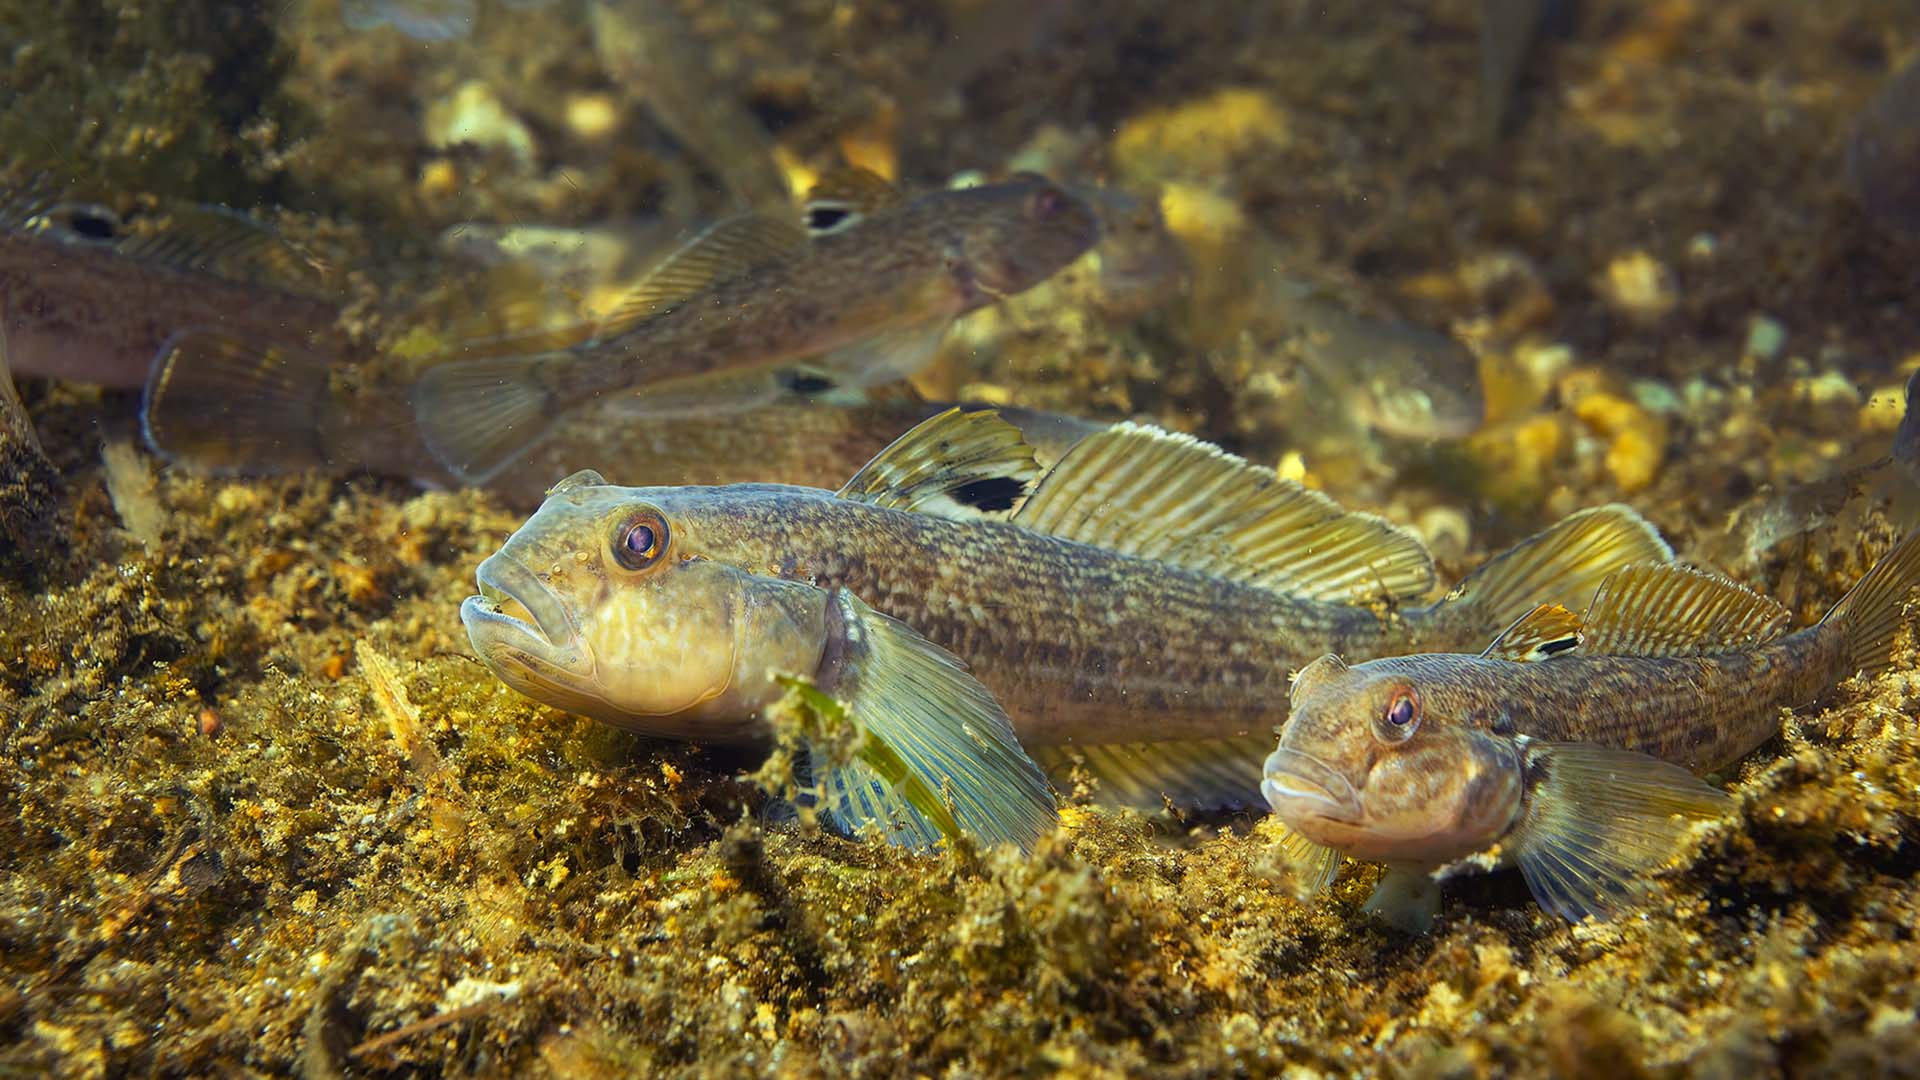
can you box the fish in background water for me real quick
[410,171,1100,485]
[0,183,343,388]
[1265,532,1920,930]
[343,0,554,41]
[141,323,1101,507]
[1847,57,1920,232]
[460,407,1673,851]
[0,326,61,560]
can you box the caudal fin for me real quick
[142,329,331,474]
[1819,529,1920,680]
[411,352,566,484]
[1426,504,1674,640]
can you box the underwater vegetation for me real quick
[2,0,1920,1075]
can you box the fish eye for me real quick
[33,203,122,242]
[611,511,669,571]
[1027,187,1066,220]
[1376,688,1421,742]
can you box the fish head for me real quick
[1264,654,1524,864]
[1352,335,1486,441]
[947,174,1101,301]
[462,470,829,738]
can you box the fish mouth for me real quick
[1261,747,1365,823]
[461,553,590,678]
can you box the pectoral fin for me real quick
[798,591,1057,853]
[1507,741,1732,923]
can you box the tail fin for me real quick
[1425,504,1673,639]
[142,329,330,474]
[411,353,566,484]
[1819,529,1920,679]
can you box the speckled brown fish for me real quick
[1265,531,1920,928]
[0,185,341,388]
[461,407,1672,851]
[412,172,1101,485]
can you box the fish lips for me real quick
[1261,747,1366,824]
[462,554,591,682]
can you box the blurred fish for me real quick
[140,327,1101,508]
[0,326,61,559]
[411,171,1100,484]
[1847,58,1920,231]
[1895,368,1920,486]
[1080,186,1188,320]
[1479,0,1576,141]
[1266,279,1486,441]
[588,0,792,216]
[0,184,342,388]
[343,0,475,39]
[461,408,1671,850]
[1267,533,1920,929]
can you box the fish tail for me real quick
[411,351,568,485]
[141,329,331,474]
[1420,504,1674,640]
[1818,529,1920,679]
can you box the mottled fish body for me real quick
[1266,533,1920,928]
[462,407,1672,851]
[412,173,1101,484]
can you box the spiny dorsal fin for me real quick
[593,214,808,340]
[1579,563,1790,657]
[1030,734,1272,813]
[803,167,904,236]
[837,407,1041,521]
[115,203,333,290]
[1482,603,1584,662]
[1010,423,1435,604]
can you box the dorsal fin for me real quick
[114,203,332,290]
[593,214,808,339]
[1009,423,1434,604]
[1578,563,1790,657]
[836,407,1041,521]
[1482,604,1584,662]
[803,167,904,236]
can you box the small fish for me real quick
[412,171,1101,485]
[1264,532,1920,929]
[1266,278,1487,441]
[0,183,341,388]
[461,407,1672,851]
[0,326,61,560]
[1079,186,1189,320]
[140,327,1100,506]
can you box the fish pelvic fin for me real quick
[837,406,1040,521]
[1031,733,1272,812]
[412,352,568,484]
[141,329,331,475]
[1011,423,1435,604]
[1428,504,1673,640]
[1257,818,1345,900]
[1359,864,1443,934]
[1818,528,1920,680]
[1506,740,1732,924]
[1578,562,1790,657]
[805,590,1057,853]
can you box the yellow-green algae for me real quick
[5,0,1920,1074]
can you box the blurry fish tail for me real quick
[412,352,568,485]
[1818,529,1920,679]
[142,329,332,475]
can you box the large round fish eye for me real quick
[1375,687,1421,743]
[1026,185,1068,221]
[611,510,669,571]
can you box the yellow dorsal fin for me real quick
[1010,423,1435,604]
[1578,563,1790,657]
[1482,603,1584,662]
[593,214,808,340]
[802,166,904,235]
[837,407,1042,521]
[113,203,333,291]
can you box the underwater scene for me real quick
[3,0,1920,1074]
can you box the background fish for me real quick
[459,408,1672,850]
[0,186,343,389]
[410,172,1100,484]
[0,327,61,564]
[1266,531,1920,929]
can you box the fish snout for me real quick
[1262,747,1365,823]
